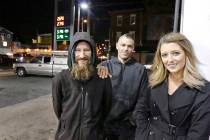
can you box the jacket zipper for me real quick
[79,86,84,140]
[121,64,126,82]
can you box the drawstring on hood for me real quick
[68,32,96,68]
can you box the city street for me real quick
[0,71,57,140]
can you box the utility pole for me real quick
[70,0,75,41]
[77,6,81,32]
[53,0,58,50]
[81,17,84,32]
[87,9,90,33]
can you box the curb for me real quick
[0,71,15,76]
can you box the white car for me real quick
[13,55,68,77]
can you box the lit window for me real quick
[117,15,123,26]
[130,14,136,25]
[3,41,7,47]
[1,34,5,40]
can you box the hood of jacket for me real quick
[68,32,96,68]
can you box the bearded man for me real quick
[52,32,112,140]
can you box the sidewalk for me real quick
[0,95,58,140]
[0,67,14,76]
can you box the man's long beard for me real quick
[70,63,94,81]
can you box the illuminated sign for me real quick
[56,28,70,41]
[56,16,65,27]
[57,16,64,21]
[57,22,64,26]
[3,41,7,47]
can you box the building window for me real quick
[3,41,7,47]
[129,31,135,41]
[130,14,136,25]
[116,32,122,41]
[7,34,11,39]
[1,34,5,40]
[117,15,123,26]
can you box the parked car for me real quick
[13,55,68,77]
[13,53,33,63]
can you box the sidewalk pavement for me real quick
[0,95,58,140]
[0,68,14,76]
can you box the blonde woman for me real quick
[135,32,210,140]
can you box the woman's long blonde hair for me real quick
[149,32,204,89]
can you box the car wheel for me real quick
[17,68,26,77]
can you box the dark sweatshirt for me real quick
[101,57,148,127]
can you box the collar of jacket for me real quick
[158,78,207,93]
[112,56,136,65]
[199,80,210,93]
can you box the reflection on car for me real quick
[13,53,33,63]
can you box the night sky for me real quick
[0,0,143,44]
[0,0,54,43]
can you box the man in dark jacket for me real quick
[99,33,148,140]
[52,32,112,140]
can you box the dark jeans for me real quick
[105,122,135,140]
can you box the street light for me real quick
[77,2,89,32]
[80,2,88,9]
[82,18,88,32]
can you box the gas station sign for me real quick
[56,28,70,41]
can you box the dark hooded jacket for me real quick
[52,32,112,140]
